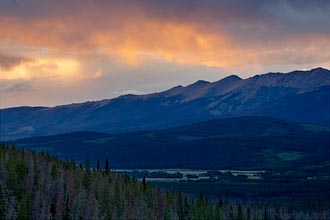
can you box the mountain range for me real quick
[11,116,330,170]
[1,67,329,140]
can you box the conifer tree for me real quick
[246,206,251,220]
[82,158,91,191]
[96,160,100,171]
[215,199,222,220]
[142,176,147,191]
[51,163,59,180]
[50,200,56,220]
[237,203,243,220]
[218,198,223,208]
[183,196,190,220]
[113,182,124,218]
[254,213,260,220]
[264,207,269,220]
[0,184,7,219]
[177,192,183,220]
[228,205,234,220]
[275,207,281,220]
[104,158,110,174]
[17,197,30,220]
[63,196,72,220]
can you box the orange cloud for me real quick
[0,1,329,71]
[0,56,81,81]
[0,0,329,108]
[0,16,261,68]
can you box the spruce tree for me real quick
[50,200,56,220]
[177,192,183,220]
[82,158,91,191]
[17,197,30,220]
[228,205,234,220]
[104,158,110,175]
[275,207,281,220]
[183,196,190,220]
[246,206,251,220]
[215,199,222,220]
[237,203,243,220]
[63,196,72,220]
[96,160,100,171]
[142,176,147,191]
[51,163,59,180]
[218,198,223,208]
[264,207,269,220]
[0,184,7,219]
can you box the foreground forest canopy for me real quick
[0,144,329,220]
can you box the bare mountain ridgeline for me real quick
[1,68,329,140]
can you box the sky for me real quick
[0,0,329,108]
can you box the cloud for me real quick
[113,90,146,96]
[0,59,228,108]
[0,53,30,69]
[0,0,329,108]
[2,81,32,93]
[0,0,328,69]
[0,56,81,81]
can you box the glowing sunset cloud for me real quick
[0,0,329,107]
[0,57,80,81]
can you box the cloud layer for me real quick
[0,0,329,107]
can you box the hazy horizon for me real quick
[0,66,327,109]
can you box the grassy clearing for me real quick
[83,137,113,144]
[300,124,330,132]
[177,135,202,141]
[142,132,156,138]
[276,152,304,161]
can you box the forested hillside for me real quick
[0,143,329,220]
[13,117,330,170]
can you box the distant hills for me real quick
[12,116,330,170]
[1,67,329,140]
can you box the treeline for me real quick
[0,143,329,220]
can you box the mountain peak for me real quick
[225,74,242,80]
[161,85,184,97]
[246,68,330,89]
[310,67,330,74]
[215,74,242,83]
[287,67,330,75]
[191,80,210,86]
[311,67,329,71]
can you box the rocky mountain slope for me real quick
[1,67,329,140]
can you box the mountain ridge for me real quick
[1,67,329,140]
